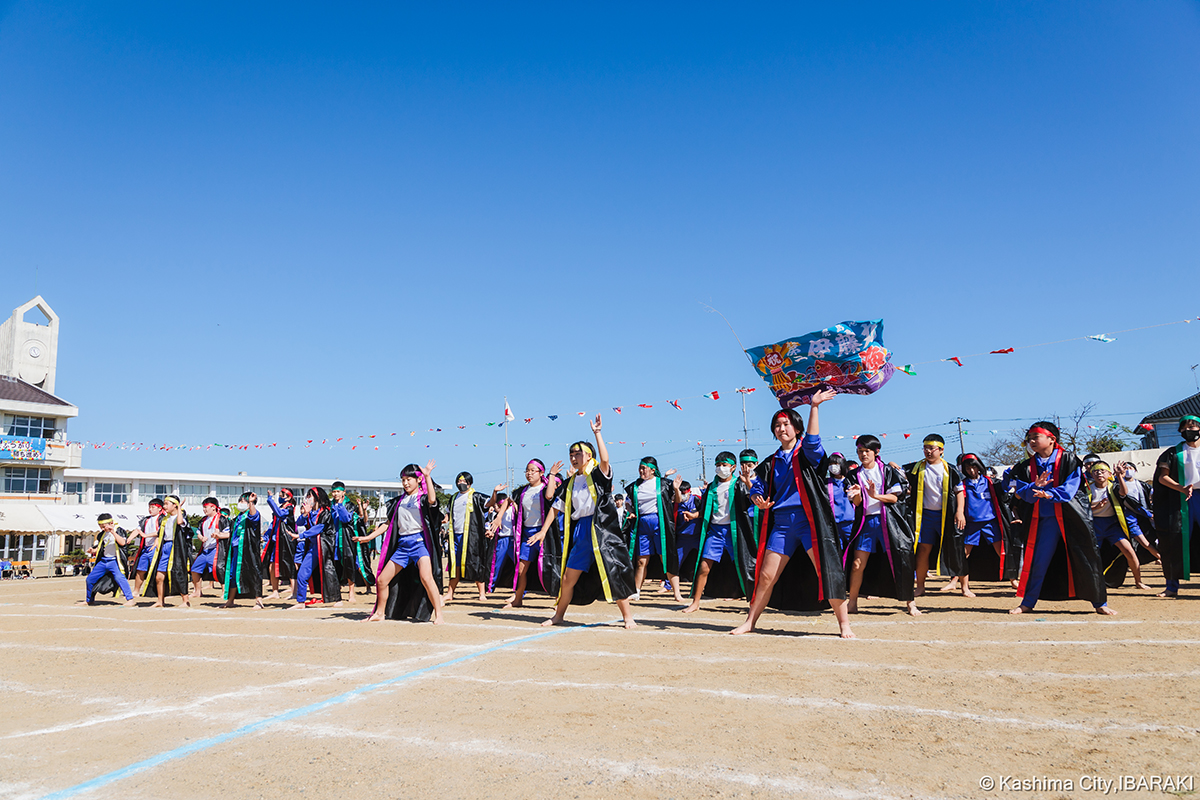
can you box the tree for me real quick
[979,402,1140,466]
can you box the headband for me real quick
[716,456,736,465]
[570,443,595,456]
[1181,415,1200,426]
[639,459,661,476]
[922,439,944,449]
[740,455,757,463]
[165,494,182,507]
[1088,462,1112,473]
[526,459,545,471]
[1028,427,1056,439]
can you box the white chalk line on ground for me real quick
[435,674,1200,736]
[265,720,924,800]
[36,622,613,800]
[14,624,490,648]
[2,645,467,742]
[0,641,356,672]
[497,646,1200,680]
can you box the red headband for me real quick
[1028,427,1056,439]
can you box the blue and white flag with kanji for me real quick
[745,320,895,408]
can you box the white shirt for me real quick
[201,516,221,550]
[496,505,515,538]
[452,492,471,535]
[521,484,544,529]
[98,530,119,558]
[1090,484,1115,517]
[160,514,178,542]
[142,516,158,540]
[712,479,734,525]
[636,479,659,516]
[861,463,884,516]
[1184,444,1200,488]
[553,474,600,520]
[922,461,945,511]
[393,492,425,535]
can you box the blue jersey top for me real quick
[751,434,825,509]
[962,476,996,522]
[676,494,699,538]
[1010,453,1081,518]
[825,477,854,523]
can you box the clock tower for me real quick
[0,296,60,395]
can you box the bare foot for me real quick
[476,593,487,602]
[729,621,754,635]
[266,591,281,599]
[254,602,265,610]
[962,589,977,598]
[1135,582,1151,590]
[623,618,637,630]
[431,610,444,625]
[907,603,922,617]
[501,599,524,610]
[1010,579,1020,590]
[287,603,306,610]
[681,602,701,613]
[366,612,384,622]
[938,581,958,593]
[914,587,925,598]
[347,596,356,604]
[839,623,857,639]
[152,602,164,609]
[222,602,234,609]
[1009,605,1031,614]
[333,601,344,607]
[847,602,859,614]
[74,599,89,606]
[1156,591,1178,599]
[1096,605,1117,616]
[541,616,565,627]
[123,599,137,607]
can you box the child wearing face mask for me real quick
[1152,416,1200,598]
[822,453,855,551]
[682,452,757,613]
[217,492,265,608]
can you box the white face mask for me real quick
[237,501,249,511]
[716,465,733,480]
[828,465,842,477]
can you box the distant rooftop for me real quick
[1140,391,1200,425]
[0,374,75,409]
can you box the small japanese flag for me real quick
[504,401,515,422]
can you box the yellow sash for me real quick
[559,462,612,603]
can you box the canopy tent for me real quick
[38,505,144,533]
[0,504,51,533]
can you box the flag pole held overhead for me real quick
[745,320,895,408]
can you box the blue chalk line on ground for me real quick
[42,621,608,799]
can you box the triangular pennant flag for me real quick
[1087,334,1116,343]
[903,433,911,439]
[577,411,585,416]
[638,404,653,409]
[990,348,1014,354]
[548,415,558,421]
[945,357,963,367]
[900,365,916,376]
[704,390,720,400]
[669,400,682,410]
[613,407,623,414]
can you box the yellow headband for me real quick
[922,440,944,449]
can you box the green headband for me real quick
[1181,415,1200,426]
[740,455,756,463]
[716,457,736,466]
[639,459,660,476]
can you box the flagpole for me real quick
[504,395,510,489]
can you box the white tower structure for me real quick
[0,296,60,393]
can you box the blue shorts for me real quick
[766,507,812,557]
[636,514,661,557]
[136,546,156,572]
[565,517,597,572]
[836,519,854,551]
[155,541,174,573]
[919,508,944,545]
[491,535,515,568]
[388,534,430,569]
[191,548,217,574]
[964,518,1000,546]
[854,514,886,554]
[1093,515,1128,547]
[676,532,700,565]
[1125,515,1143,539]
[701,524,735,562]
[519,526,542,562]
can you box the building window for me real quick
[4,467,52,494]
[139,483,172,499]
[179,484,209,505]
[63,481,85,504]
[7,416,56,439]
[93,483,130,504]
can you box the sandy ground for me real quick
[1,567,1197,800]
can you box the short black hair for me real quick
[770,408,805,439]
[855,434,882,452]
[739,448,758,463]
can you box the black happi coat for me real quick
[345,510,377,588]
[447,489,489,582]
[1153,444,1200,582]
[138,514,194,597]
[959,476,1023,582]
[1096,483,1157,588]
[903,460,966,577]
[90,528,132,598]
[623,476,679,578]
[331,503,357,585]
[693,477,757,600]
[306,508,343,604]
[197,515,230,582]
[261,501,297,582]
[508,481,562,596]
[844,462,916,602]
[131,514,162,573]
[753,447,847,610]
[222,512,264,599]
[558,465,636,605]
[378,493,445,621]
[1008,451,1106,605]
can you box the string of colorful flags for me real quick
[69,314,1191,454]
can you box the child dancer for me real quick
[683,451,756,613]
[139,495,193,608]
[822,452,855,551]
[131,497,163,595]
[290,488,343,609]
[624,456,683,603]
[903,435,965,596]
[1007,422,1112,615]
[358,461,444,623]
[534,415,637,628]
[732,389,853,637]
[942,453,1020,596]
[190,498,228,597]
[484,489,519,595]
[263,489,298,599]
[77,513,136,606]
[446,471,488,602]
[504,459,561,608]
[218,492,265,608]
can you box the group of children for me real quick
[79,402,1200,641]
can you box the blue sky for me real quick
[2,2,1197,486]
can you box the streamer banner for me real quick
[746,319,895,408]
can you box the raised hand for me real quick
[549,460,564,476]
[672,474,683,489]
[866,480,880,500]
[494,484,505,493]
[750,495,774,511]
[810,387,837,406]
[664,468,677,477]
[590,413,602,433]
[424,459,436,476]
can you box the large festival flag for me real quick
[745,320,895,408]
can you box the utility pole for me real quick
[737,387,751,448]
[947,417,970,457]
[698,442,707,484]
[503,396,511,489]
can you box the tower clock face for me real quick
[18,338,49,385]
[28,344,42,359]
